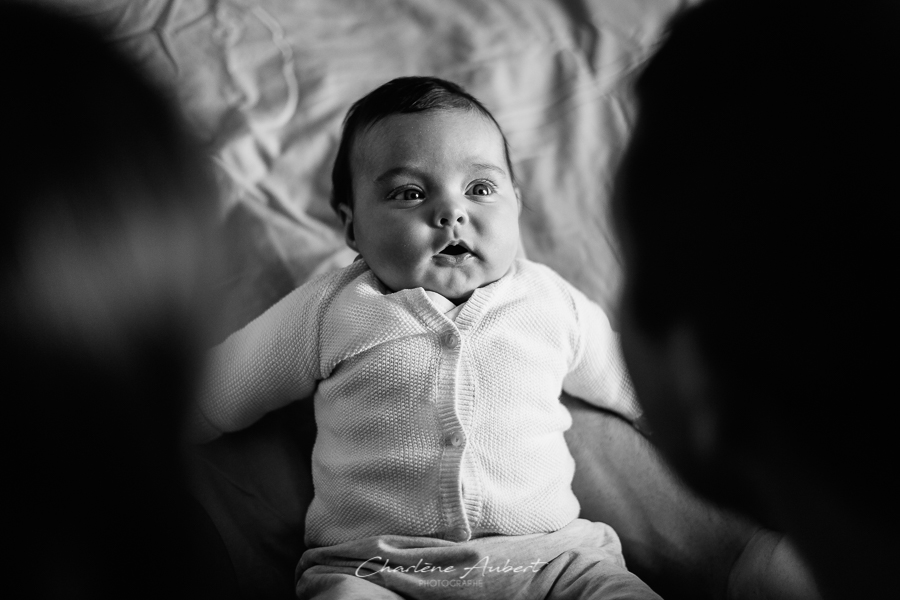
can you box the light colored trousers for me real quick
[295,519,662,600]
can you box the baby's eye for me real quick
[466,182,494,196]
[389,188,425,201]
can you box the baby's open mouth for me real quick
[438,243,471,256]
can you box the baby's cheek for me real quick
[489,220,520,263]
[389,228,428,261]
[373,229,426,279]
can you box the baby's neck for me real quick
[423,290,464,321]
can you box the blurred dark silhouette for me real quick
[1,2,235,598]
[614,0,896,598]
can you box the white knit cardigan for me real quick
[192,258,640,548]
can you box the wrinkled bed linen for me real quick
[64,0,691,329]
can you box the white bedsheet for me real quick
[55,0,691,331]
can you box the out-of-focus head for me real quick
[2,1,218,365]
[332,77,521,302]
[614,0,896,525]
[1,2,218,596]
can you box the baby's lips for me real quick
[432,251,474,266]
[443,239,474,252]
[460,243,478,257]
[436,243,477,259]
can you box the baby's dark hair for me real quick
[330,76,516,216]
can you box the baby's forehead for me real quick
[350,109,508,171]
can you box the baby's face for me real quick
[343,109,520,302]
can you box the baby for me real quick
[191,77,660,599]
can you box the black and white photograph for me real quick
[4,1,893,598]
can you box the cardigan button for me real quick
[441,332,459,349]
[448,527,470,542]
[448,430,464,447]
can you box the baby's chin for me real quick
[369,259,513,303]
[381,276,479,304]
[399,278,477,303]
[429,286,476,304]
[422,274,508,304]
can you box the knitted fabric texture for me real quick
[193,258,640,548]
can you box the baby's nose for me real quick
[435,198,468,227]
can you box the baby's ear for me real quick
[338,204,358,251]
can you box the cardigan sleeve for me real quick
[561,281,642,422]
[187,275,330,443]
